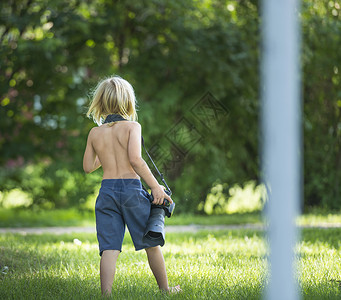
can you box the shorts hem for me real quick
[135,243,163,251]
[99,248,122,256]
[135,246,147,251]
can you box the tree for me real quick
[0,0,339,212]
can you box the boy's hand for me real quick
[151,184,173,205]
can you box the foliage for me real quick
[0,188,32,208]
[301,1,341,208]
[0,0,260,211]
[1,229,341,299]
[201,180,266,215]
[0,0,340,211]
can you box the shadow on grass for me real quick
[301,228,341,249]
[0,276,101,300]
[301,282,341,300]
[0,273,266,300]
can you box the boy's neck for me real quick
[103,114,127,124]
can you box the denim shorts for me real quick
[95,178,155,256]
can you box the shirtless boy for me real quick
[83,76,181,296]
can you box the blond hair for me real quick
[87,75,138,125]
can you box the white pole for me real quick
[261,0,301,299]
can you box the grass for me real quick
[166,212,263,226]
[297,212,341,227]
[1,229,341,299]
[2,207,341,228]
[0,208,263,228]
[0,208,95,228]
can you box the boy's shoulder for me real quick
[89,120,140,132]
[117,120,141,130]
[126,121,141,128]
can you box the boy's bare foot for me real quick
[167,285,182,294]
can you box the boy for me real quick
[83,76,181,296]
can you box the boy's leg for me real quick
[100,250,120,296]
[145,246,169,291]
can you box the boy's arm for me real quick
[127,122,159,188]
[83,128,101,173]
[128,122,172,204]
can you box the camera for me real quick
[149,190,175,217]
[142,190,175,247]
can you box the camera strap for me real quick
[141,136,172,195]
[103,114,172,195]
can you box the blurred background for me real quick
[0,0,340,223]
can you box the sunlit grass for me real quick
[297,212,341,227]
[0,230,267,299]
[1,229,341,299]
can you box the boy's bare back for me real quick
[89,121,140,180]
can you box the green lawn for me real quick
[1,229,341,299]
[2,207,341,228]
[0,208,95,228]
[0,208,263,228]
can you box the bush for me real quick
[200,181,266,215]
